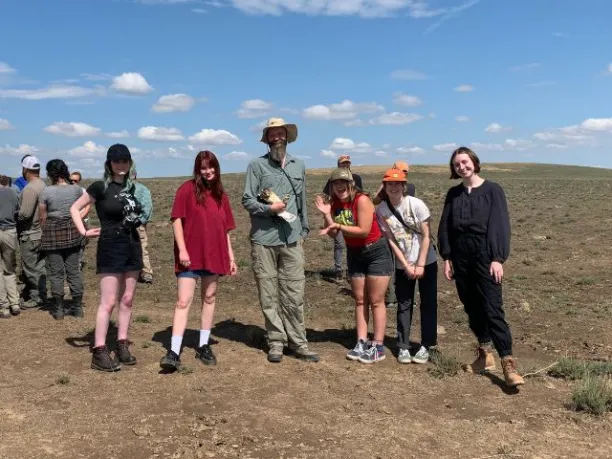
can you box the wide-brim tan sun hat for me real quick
[260,117,298,144]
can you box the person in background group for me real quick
[131,168,154,284]
[437,147,524,388]
[12,155,30,194]
[242,117,319,363]
[316,168,393,364]
[322,155,363,281]
[69,171,92,271]
[17,156,47,309]
[376,169,438,364]
[71,144,144,372]
[39,160,86,320]
[373,160,416,309]
[160,151,237,372]
[0,175,21,318]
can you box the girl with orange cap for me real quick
[375,168,438,364]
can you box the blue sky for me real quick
[1,0,611,178]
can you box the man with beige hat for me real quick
[242,117,319,363]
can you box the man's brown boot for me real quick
[463,345,496,373]
[501,356,525,387]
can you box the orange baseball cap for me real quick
[382,168,407,182]
[392,160,409,173]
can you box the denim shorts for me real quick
[176,269,218,279]
[346,238,393,278]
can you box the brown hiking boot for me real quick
[291,345,320,363]
[501,356,525,387]
[267,343,284,363]
[91,346,121,372]
[463,345,496,373]
[116,340,137,365]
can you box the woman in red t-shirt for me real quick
[315,168,393,364]
[160,151,237,372]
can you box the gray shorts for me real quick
[346,238,393,278]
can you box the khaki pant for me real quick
[0,228,19,308]
[137,224,153,276]
[251,242,307,348]
[19,232,46,303]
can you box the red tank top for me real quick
[331,194,382,248]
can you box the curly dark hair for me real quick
[46,159,72,185]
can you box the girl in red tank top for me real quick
[315,168,393,364]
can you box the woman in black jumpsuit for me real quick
[437,147,524,388]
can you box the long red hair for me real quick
[193,150,224,205]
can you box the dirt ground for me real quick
[1,163,612,459]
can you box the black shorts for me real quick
[96,227,143,274]
[346,238,393,278]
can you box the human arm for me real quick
[437,189,453,261]
[372,184,384,205]
[242,162,279,217]
[298,163,310,239]
[413,220,431,279]
[17,186,39,222]
[171,218,190,267]
[137,185,153,225]
[315,195,339,238]
[377,210,415,278]
[70,191,99,237]
[323,195,373,239]
[39,202,47,226]
[487,184,511,283]
[227,232,237,275]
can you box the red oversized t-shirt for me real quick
[171,180,236,275]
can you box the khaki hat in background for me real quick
[329,167,354,183]
[392,160,409,173]
[260,117,298,144]
[337,155,351,165]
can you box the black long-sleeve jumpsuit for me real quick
[437,180,513,357]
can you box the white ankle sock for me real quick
[171,335,183,355]
[199,329,210,347]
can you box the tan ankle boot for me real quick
[501,356,525,387]
[463,345,496,373]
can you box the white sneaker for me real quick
[412,346,430,364]
[398,348,412,364]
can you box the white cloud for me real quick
[44,121,101,137]
[137,126,185,142]
[392,92,423,107]
[303,100,384,121]
[236,99,273,118]
[546,143,568,149]
[485,123,511,133]
[320,149,336,158]
[0,118,13,130]
[454,84,474,92]
[189,128,242,145]
[106,130,130,139]
[607,63,612,74]
[224,151,250,160]
[0,84,96,100]
[224,0,480,19]
[192,8,207,13]
[510,63,540,72]
[389,69,428,80]
[0,62,16,74]
[553,32,567,38]
[504,138,534,150]
[374,150,387,157]
[344,119,366,127]
[68,141,107,158]
[152,93,196,113]
[0,144,39,156]
[370,112,423,125]
[534,131,555,141]
[81,72,113,81]
[397,146,425,155]
[433,143,458,151]
[329,138,371,152]
[249,120,269,132]
[580,117,612,131]
[110,72,153,95]
[470,142,504,151]
[455,115,470,122]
